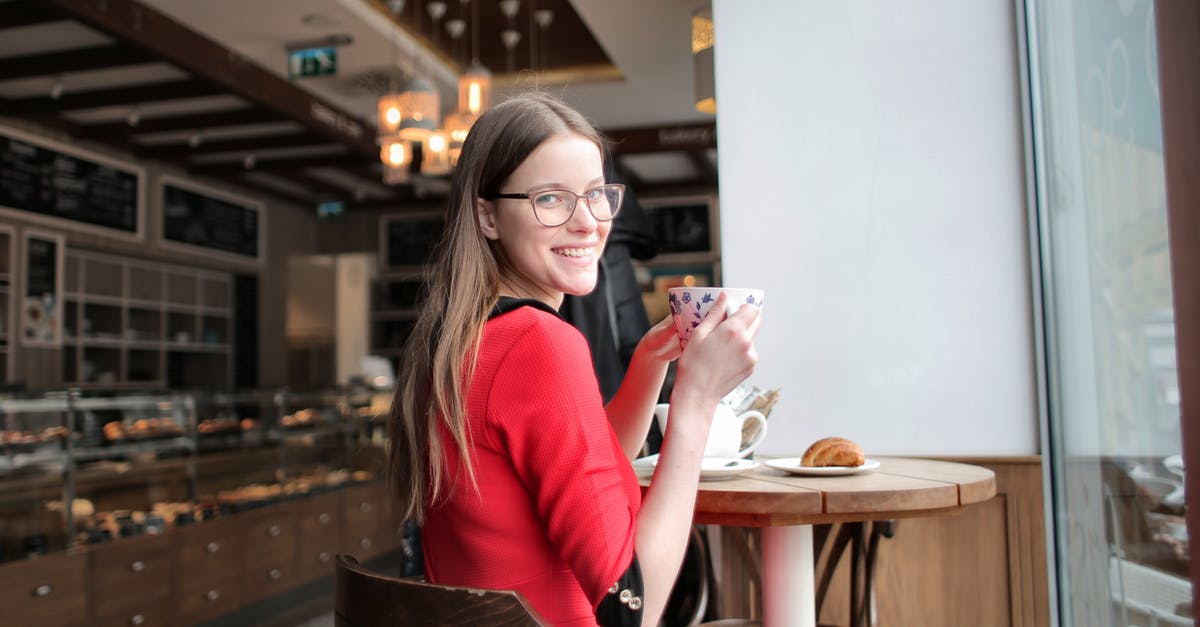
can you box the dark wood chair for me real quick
[334,554,548,627]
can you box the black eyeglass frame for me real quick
[487,183,626,227]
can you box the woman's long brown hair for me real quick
[388,92,605,524]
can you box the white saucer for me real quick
[632,454,759,481]
[764,458,881,476]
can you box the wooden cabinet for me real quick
[240,504,300,604]
[0,550,86,627]
[296,491,342,582]
[90,533,174,621]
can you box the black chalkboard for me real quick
[0,132,140,233]
[384,214,444,268]
[162,182,259,259]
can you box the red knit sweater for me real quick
[422,305,641,626]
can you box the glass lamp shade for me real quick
[443,110,477,165]
[458,62,492,116]
[380,136,411,185]
[396,76,440,141]
[421,130,452,176]
[691,6,716,114]
[377,93,404,136]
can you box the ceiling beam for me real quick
[0,1,65,29]
[190,153,369,177]
[44,0,377,158]
[138,132,334,159]
[605,122,717,155]
[78,108,280,138]
[6,79,222,114]
[0,45,153,81]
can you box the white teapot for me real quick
[654,403,768,458]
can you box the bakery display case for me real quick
[0,386,402,626]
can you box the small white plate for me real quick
[631,455,760,481]
[764,458,881,476]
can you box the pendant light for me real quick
[692,5,716,114]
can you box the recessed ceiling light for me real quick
[301,12,342,28]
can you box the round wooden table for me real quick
[638,456,996,627]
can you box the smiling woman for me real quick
[388,92,762,626]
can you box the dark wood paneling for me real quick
[1154,0,1200,612]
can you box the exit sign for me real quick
[288,47,337,78]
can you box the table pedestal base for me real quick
[762,524,814,627]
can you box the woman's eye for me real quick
[585,187,605,201]
[534,192,565,206]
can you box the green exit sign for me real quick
[288,47,337,78]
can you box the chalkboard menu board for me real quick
[162,181,260,260]
[383,213,444,268]
[20,231,63,347]
[0,131,140,234]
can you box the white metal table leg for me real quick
[761,524,815,627]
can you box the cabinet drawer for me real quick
[298,492,343,536]
[295,535,340,581]
[176,520,241,575]
[347,523,403,561]
[178,575,241,626]
[241,561,297,604]
[0,552,86,627]
[94,597,172,627]
[90,534,173,608]
[342,483,388,531]
[240,506,298,564]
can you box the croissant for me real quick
[800,437,865,467]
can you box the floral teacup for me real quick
[667,287,765,344]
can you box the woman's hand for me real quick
[673,293,762,407]
[636,316,684,366]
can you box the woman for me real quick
[389,93,760,627]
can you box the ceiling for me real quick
[0,0,717,210]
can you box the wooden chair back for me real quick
[334,554,548,627]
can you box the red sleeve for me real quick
[486,315,640,606]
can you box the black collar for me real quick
[489,296,564,320]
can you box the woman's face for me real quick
[477,132,610,307]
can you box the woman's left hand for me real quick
[637,316,683,365]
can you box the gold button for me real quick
[608,583,619,594]
[628,596,642,610]
[619,589,632,603]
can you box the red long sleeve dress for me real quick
[421,302,642,626]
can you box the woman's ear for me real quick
[477,198,500,240]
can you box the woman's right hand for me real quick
[672,293,762,407]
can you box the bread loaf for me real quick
[800,437,865,467]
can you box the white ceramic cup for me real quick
[654,402,768,458]
[667,286,765,345]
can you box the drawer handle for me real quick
[358,502,372,513]
[359,538,372,550]
[130,560,145,572]
[267,525,281,537]
[318,552,331,563]
[130,614,145,626]
[206,541,220,553]
[268,568,282,581]
[206,589,220,602]
[318,513,331,524]
[34,584,52,597]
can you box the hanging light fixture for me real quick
[422,130,452,176]
[691,5,715,114]
[395,75,440,141]
[459,0,491,117]
[381,136,411,184]
[378,0,410,183]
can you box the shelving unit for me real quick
[0,226,12,383]
[61,250,233,389]
[369,269,423,374]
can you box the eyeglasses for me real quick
[488,183,625,227]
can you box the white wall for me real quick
[713,0,1038,455]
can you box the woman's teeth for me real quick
[555,247,593,258]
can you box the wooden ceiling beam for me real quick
[44,0,377,158]
[138,132,333,159]
[0,1,65,29]
[0,44,153,81]
[79,108,279,138]
[190,153,369,177]
[6,79,222,114]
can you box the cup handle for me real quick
[736,410,768,458]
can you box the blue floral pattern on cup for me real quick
[668,287,764,344]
